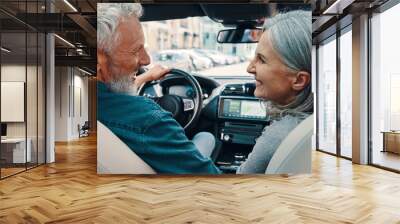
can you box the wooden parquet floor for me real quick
[1,135,400,224]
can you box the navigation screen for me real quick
[241,101,266,117]
[221,99,266,120]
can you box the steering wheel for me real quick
[138,68,203,132]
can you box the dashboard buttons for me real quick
[182,98,195,111]
[222,134,231,142]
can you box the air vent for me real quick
[221,83,255,96]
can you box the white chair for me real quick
[97,121,156,174]
[265,115,314,174]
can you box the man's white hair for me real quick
[97,3,143,52]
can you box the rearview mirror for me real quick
[217,28,262,44]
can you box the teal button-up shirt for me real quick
[97,81,221,174]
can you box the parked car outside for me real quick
[193,49,226,66]
[152,50,195,72]
[179,49,213,70]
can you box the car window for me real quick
[158,53,170,61]
[142,16,258,78]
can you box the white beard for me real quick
[107,72,138,96]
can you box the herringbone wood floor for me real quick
[1,135,400,224]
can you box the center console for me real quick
[219,97,267,121]
[217,84,268,145]
[214,83,269,173]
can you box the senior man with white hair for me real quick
[97,3,220,174]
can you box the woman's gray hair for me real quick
[97,3,143,53]
[263,10,311,74]
[262,10,313,119]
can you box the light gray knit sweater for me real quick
[236,114,307,174]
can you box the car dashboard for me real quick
[212,82,270,173]
[141,74,270,173]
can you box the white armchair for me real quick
[265,115,314,174]
[97,121,156,174]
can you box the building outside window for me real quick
[370,3,400,171]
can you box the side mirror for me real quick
[217,28,262,44]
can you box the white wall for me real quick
[1,63,46,164]
[71,72,89,139]
[1,65,26,140]
[55,66,69,141]
[1,65,29,138]
[1,82,25,122]
[54,67,89,141]
[1,65,26,81]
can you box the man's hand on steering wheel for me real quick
[138,68,203,132]
[135,65,170,88]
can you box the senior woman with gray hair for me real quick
[237,10,312,174]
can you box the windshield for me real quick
[142,16,257,78]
